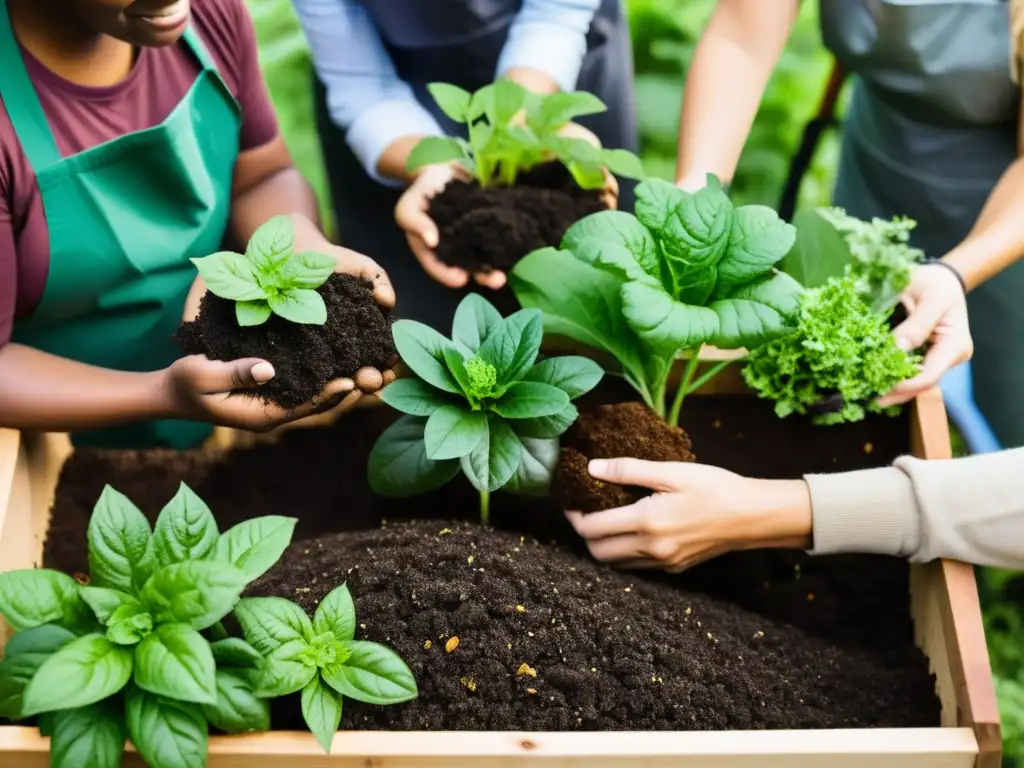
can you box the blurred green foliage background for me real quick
[244,0,1021,762]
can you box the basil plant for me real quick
[368,293,604,523]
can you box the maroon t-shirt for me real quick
[0,0,279,346]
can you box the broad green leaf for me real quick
[504,435,560,496]
[491,77,528,125]
[50,701,126,768]
[426,82,471,122]
[81,587,140,625]
[406,136,467,172]
[562,210,659,281]
[0,624,76,719]
[246,215,295,273]
[153,483,219,567]
[0,569,87,633]
[778,208,850,289]
[105,605,153,646]
[492,382,570,419]
[467,83,494,121]
[22,634,133,716]
[658,180,734,278]
[567,159,607,190]
[477,309,543,385]
[216,516,298,582]
[313,584,356,642]
[268,288,328,325]
[301,676,343,753]
[424,406,488,460]
[601,148,647,180]
[392,319,461,393]
[528,90,606,133]
[322,640,418,706]
[622,280,719,351]
[634,178,686,231]
[255,639,318,697]
[126,685,207,768]
[367,415,462,497]
[709,271,804,350]
[522,356,604,399]
[442,347,473,395]
[452,293,504,353]
[141,561,248,630]
[279,250,338,290]
[201,669,270,734]
[134,624,216,704]
[510,402,579,439]
[88,485,154,594]
[234,596,313,656]
[716,205,797,294]
[209,638,262,669]
[377,378,454,416]
[190,253,265,302]
[460,416,522,493]
[236,299,272,326]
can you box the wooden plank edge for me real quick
[0,429,20,543]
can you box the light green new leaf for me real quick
[246,215,295,273]
[279,250,338,290]
[314,584,356,642]
[88,485,154,594]
[50,701,126,768]
[427,82,471,122]
[134,624,217,704]
[216,515,298,582]
[301,675,343,753]
[424,406,488,460]
[406,136,467,173]
[190,253,265,302]
[460,416,522,493]
[153,483,219,567]
[235,299,272,327]
[268,288,328,325]
[201,669,270,734]
[22,634,133,716]
[322,641,418,706]
[141,561,248,630]
[234,596,313,656]
[255,640,318,697]
[778,208,850,289]
[368,415,462,497]
[392,319,462,393]
[601,148,647,180]
[80,587,140,626]
[528,89,606,133]
[491,77,528,125]
[126,685,207,768]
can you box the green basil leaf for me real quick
[105,605,153,646]
[152,483,219,567]
[391,319,461,393]
[477,309,543,385]
[279,250,337,290]
[491,382,570,419]
[716,205,797,295]
[301,675,343,754]
[141,561,248,631]
[216,516,298,582]
[81,587,141,626]
[126,685,208,768]
[504,435,560,496]
[562,210,660,282]
[201,669,269,734]
[510,402,579,439]
[313,584,356,642]
[50,701,126,768]
[22,634,133,716]
[234,596,314,656]
[778,208,850,289]
[426,82,471,122]
[0,569,87,633]
[491,77,528,125]
[190,253,265,302]
[245,215,295,273]
[367,415,462,497]
[87,485,154,595]
[709,271,804,350]
[255,639,318,697]
[322,640,418,706]
[528,90,606,133]
[522,356,604,399]
[452,293,504,353]
[134,624,216,704]
[268,288,328,325]
[235,299,273,327]
[424,406,488,460]
[0,624,76,719]
[405,136,468,173]
[460,416,522,493]
[377,378,454,416]
[621,280,719,351]
[600,148,647,181]
[209,638,263,668]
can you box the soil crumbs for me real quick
[175,273,394,410]
[427,163,606,273]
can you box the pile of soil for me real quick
[554,402,695,512]
[245,520,939,731]
[428,163,606,273]
[175,273,395,410]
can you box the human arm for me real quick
[675,0,799,189]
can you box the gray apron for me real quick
[313,0,638,332]
[821,0,1024,447]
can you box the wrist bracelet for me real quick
[926,260,967,293]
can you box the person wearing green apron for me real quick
[674,0,1024,449]
[0,0,394,450]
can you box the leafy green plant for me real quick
[191,215,337,327]
[368,293,604,523]
[0,483,297,768]
[234,584,416,754]
[510,175,803,425]
[406,77,646,190]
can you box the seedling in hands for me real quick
[191,215,337,327]
[0,484,298,768]
[406,77,646,190]
[510,175,803,425]
[234,584,417,754]
[368,293,604,523]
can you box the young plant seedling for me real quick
[510,175,803,425]
[191,215,337,327]
[0,483,298,768]
[368,293,604,523]
[234,584,417,754]
[406,77,646,190]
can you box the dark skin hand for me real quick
[0,0,396,434]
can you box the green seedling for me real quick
[368,293,604,523]
[406,77,646,190]
[191,215,337,327]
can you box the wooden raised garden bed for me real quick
[0,351,1001,767]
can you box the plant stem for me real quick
[668,353,701,427]
[684,359,736,397]
[209,621,228,641]
[480,489,491,527]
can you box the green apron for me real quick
[0,4,240,450]
[820,0,1024,447]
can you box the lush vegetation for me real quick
[245,0,1021,762]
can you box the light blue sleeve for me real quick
[291,0,444,185]
[496,0,603,92]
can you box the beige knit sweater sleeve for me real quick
[804,448,1024,569]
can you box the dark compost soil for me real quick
[39,378,940,731]
[428,163,607,273]
[175,273,395,410]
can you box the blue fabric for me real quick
[940,362,1002,455]
[291,0,601,185]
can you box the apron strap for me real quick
[181,24,219,73]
